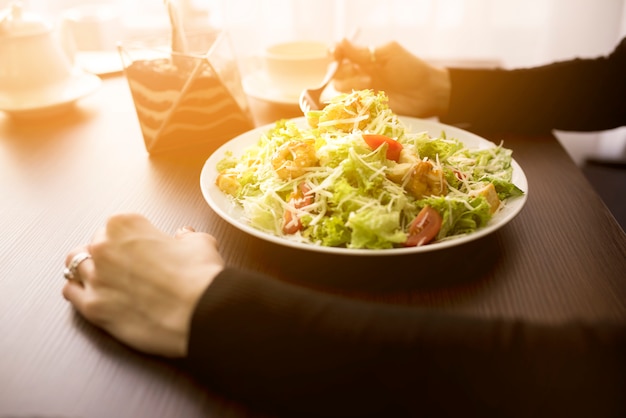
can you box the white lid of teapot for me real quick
[0,1,53,38]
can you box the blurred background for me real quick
[7,0,625,67]
[3,0,625,167]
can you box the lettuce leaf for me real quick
[420,195,492,239]
[346,207,407,249]
[414,135,464,162]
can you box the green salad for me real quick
[215,89,524,250]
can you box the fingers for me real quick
[177,228,221,253]
[333,69,371,93]
[62,278,86,307]
[333,39,376,92]
[104,213,152,239]
[336,39,404,68]
[64,247,95,284]
[63,214,218,292]
[63,213,150,302]
[62,246,95,312]
[333,39,397,93]
[336,38,374,67]
[175,225,196,239]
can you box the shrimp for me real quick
[405,160,447,198]
[271,139,319,180]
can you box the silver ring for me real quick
[64,252,91,281]
[368,45,376,63]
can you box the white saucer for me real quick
[242,71,300,105]
[75,50,123,76]
[0,70,102,118]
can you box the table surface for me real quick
[1,75,625,418]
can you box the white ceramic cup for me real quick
[261,40,332,98]
[61,4,122,52]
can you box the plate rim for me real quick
[200,116,528,256]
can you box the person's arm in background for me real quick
[445,37,626,133]
[334,37,626,134]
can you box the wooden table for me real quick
[1,75,624,417]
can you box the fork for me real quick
[298,59,341,114]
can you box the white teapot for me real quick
[0,2,75,94]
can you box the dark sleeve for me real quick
[186,267,625,418]
[441,37,626,134]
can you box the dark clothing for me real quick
[188,269,625,418]
[443,37,626,134]
[186,39,626,417]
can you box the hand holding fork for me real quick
[298,29,361,114]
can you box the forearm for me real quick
[186,268,625,417]
[442,39,626,134]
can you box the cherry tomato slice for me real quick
[404,206,443,247]
[282,183,313,234]
[362,134,403,162]
[282,210,301,234]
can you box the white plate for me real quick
[0,70,102,118]
[200,117,528,256]
[242,71,299,105]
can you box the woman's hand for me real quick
[332,39,452,119]
[63,213,224,358]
